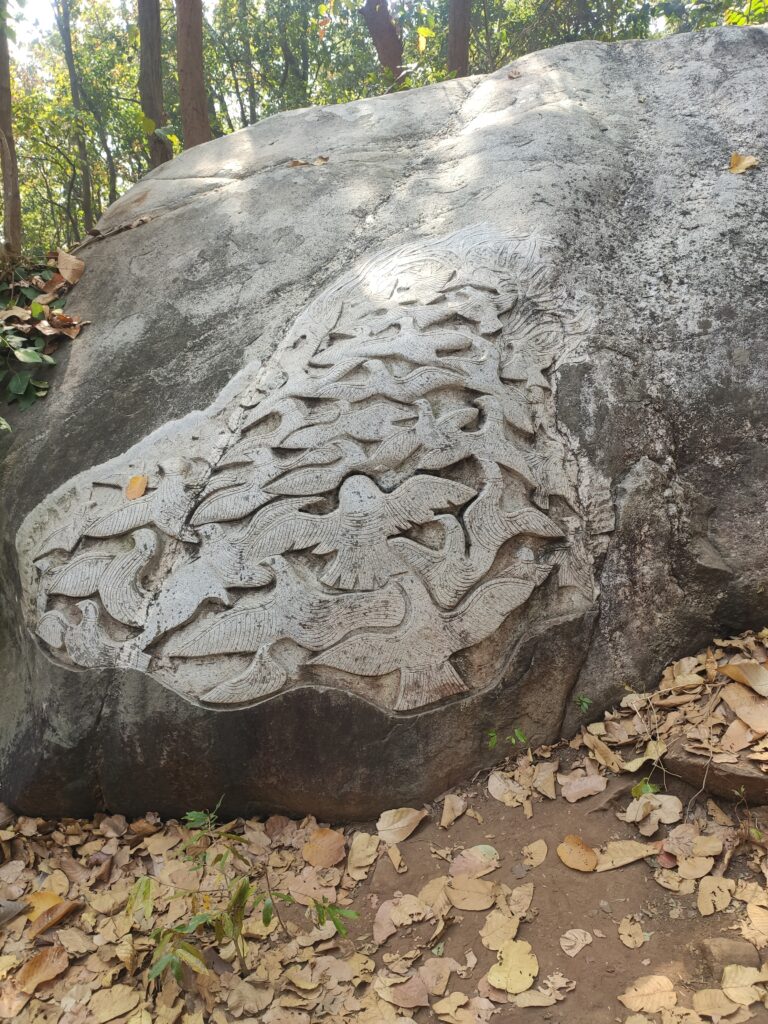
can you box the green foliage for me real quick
[631,776,660,798]
[6,0,766,258]
[574,693,594,713]
[313,896,359,936]
[487,725,528,750]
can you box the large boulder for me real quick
[1,27,767,821]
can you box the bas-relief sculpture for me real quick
[17,226,614,713]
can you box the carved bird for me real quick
[234,396,340,450]
[279,399,416,450]
[500,308,561,389]
[135,523,274,649]
[237,473,475,591]
[191,449,284,525]
[309,325,474,368]
[35,528,158,626]
[257,359,469,411]
[391,462,562,606]
[264,439,370,497]
[440,339,533,435]
[312,561,553,710]
[37,599,124,669]
[83,459,204,543]
[165,554,407,704]
[415,396,536,487]
[367,398,479,471]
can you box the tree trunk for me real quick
[0,0,21,258]
[447,0,472,78]
[138,0,173,167]
[53,0,94,234]
[175,0,212,149]
[237,0,258,123]
[360,0,403,80]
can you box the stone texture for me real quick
[698,938,762,979]
[663,737,768,806]
[1,26,767,819]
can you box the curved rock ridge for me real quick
[18,226,612,712]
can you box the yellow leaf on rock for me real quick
[728,153,759,174]
[556,834,597,872]
[125,474,148,500]
[376,807,427,846]
[57,248,85,284]
[618,975,677,1013]
[487,939,538,994]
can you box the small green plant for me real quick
[312,896,359,937]
[487,726,528,751]
[138,804,359,984]
[574,694,593,713]
[631,777,661,799]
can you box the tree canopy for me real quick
[2,0,766,255]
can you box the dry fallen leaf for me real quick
[480,909,520,950]
[440,794,468,829]
[618,916,646,949]
[691,988,740,1017]
[618,975,677,1013]
[522,839,547,868]
[558,771,607,803]
[720,963,768,1006]
[728,152,760,174]
[302,827,346,868]
[507,882,535,916]
[556,834,597,872]
[15,945,69,994]
[450,845,499,878]
[510,972,575,1007]
[376,808,427,846]
[24,891,62,921]
[27,898,79,939]
[487,939,538,994]
[446,875,496,911]
[125,474,148,500]
[595,840,662,872]
[57,248,85,284]
[559,928,592,957]
[697,876,735,917]
[676,856,715,880]
[346,832,379,881]
[89,984,142,1022]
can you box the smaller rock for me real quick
[698,937,761,979]
[663,738,767,805]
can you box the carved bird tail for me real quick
[201,647,286,704]
[394,661,468,711]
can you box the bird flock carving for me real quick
[23,226,604,712]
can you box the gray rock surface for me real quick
[1,26,767,820]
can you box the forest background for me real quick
[0,0,765,259]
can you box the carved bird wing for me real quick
[265,442,367,497]
[37,610,67,650]
[98,529,158,626]
[394,365,468,401]
[445,562,552,647]
[42,553,112,599]
[465,494,563,551]
[311,629,405,678]
[191,479,274,525]
[240,500,338,564]
[200,648,287,704]
[165,603,277,658]
[83,493,155,539]
[383,476,476,533]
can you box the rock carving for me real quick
[18,225,612,711]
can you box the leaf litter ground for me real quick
[2,631,768,1023]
